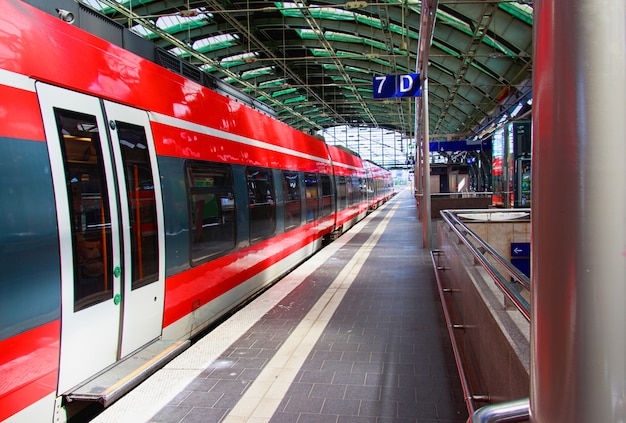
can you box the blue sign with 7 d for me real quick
[372,74,421,99]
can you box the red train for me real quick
[0,1,393,421]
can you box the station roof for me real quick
[81,0,532,144]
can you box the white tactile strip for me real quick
[223,202,400,423]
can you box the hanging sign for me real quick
[372,74,421,99]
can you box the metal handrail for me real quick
[439,209,531,321]
[468,398,530,423]
[416,191,494,198]
[431,250,479,416]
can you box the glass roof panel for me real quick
[354,14,382,30]
[352,77,372,85]
[322,64,370,74]
[130,24,155,38]
[276,2,355,21]
[284,95,307,104]
[324,32,363,43]
[241,66,275,79]
[80,0,113,13]
[499,3,533,25]
[296,29,366,46]
[193,34,239,53]
[272,87,298,98]
[220,52,258,67]
[259,78,287,88]
[199,63,216,73]
[311,49,356,58]
[155,15,208,34]
[168,46,187,56]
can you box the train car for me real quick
[363,160,394,210]
[326,144,368,239]
[0,1,391,422]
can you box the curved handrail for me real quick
[439,209,531,321]
[468,397,530,423]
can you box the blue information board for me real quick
[372,74,421,98]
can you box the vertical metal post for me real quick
[415,97,422,205]
[417,0,437,247]
[421,76,431,249]
[369,126,372,162]
[531,1,626,422]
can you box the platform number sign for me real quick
[372,74,421,99]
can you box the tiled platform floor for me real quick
[94,188,468,423]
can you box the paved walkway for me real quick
[95,188,467,423]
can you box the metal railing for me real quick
[434,208,532,422]
[416,191,494,199]
[439,208,531,321]
[431,250,483,416]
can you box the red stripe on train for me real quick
[0,84,45,142]
[0,320,60,421]
[163,218,335,328]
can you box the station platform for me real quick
[93,188,468,423]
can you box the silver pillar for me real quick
[422,77,432,249]
[531,1,626,422]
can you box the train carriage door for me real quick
[37,84,164,394]
[103,100,165,356]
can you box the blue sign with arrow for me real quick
[511,242,531,278]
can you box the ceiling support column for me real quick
[531,0,626,422]
[421,76,432,249]
[417,0,438,248]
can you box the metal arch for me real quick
[91,0,328,131]
[292,1,378,125]
[202,0,351,128]
[77,0,534,147]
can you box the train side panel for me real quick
[364,160,394,209]
[327,145,368,233]
[0,75,61,421]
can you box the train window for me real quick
[336,176,347,211]
[116,122,159,290]
[304,173,319,222]
[360,177,367,203]
[186,161,236,263]
[367,177,375,197]
[282,170,301,231]
[346,176,355,206]
[320,174,333,217]
[247,167,276,243]
[55,109,113,311]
